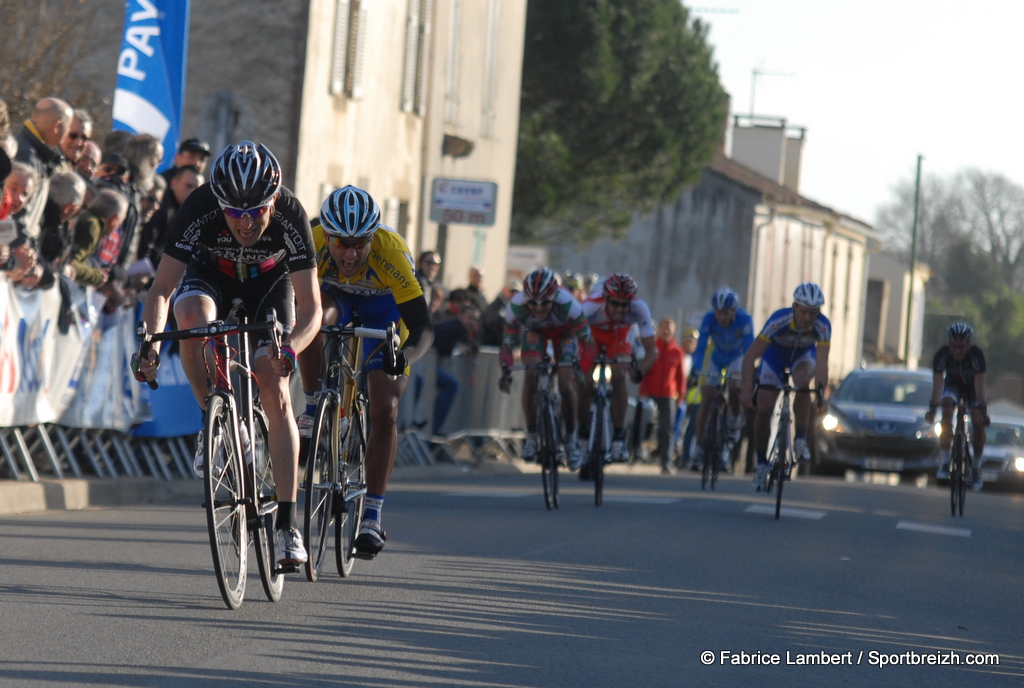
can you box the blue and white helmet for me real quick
[793,282,825,308]
[711,288,739,310]
[320,185,381,238]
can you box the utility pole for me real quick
[903,155,923,364]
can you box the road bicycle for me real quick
[137,302,286,609]
[760,371,815,520]
[302,321,398,581]
[699,366,733,491]
[584,350,636,506]
[503,357,569,510]
[948,397,973,517]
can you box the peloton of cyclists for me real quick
[689,287,754,471]
[295,185,434,560]
[925,321,989,491]
[498,267,592,470]
[577,273,657,463]
[136,141,322,567]
[741,282,830,491]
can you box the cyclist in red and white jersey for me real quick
[498,268,592,469]
[578,274,657,462]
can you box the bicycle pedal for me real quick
[274,563,300,575]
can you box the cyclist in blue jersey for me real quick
[741,283,830,491]
[690,288,754,470]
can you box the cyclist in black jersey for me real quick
[925,321,989,490]
[135,141,322,567]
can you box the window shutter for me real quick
[400,0,420,112]
[329,0,351,96]
[348,0,370,100]
[415,0,432,116]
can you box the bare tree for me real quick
[875,169,1024,292]
[0,0,121,132]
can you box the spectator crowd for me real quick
[0,95,210,328]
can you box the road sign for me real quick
[430,178,498,226]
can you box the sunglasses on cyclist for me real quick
[607,299,631,308]
[220,202,273,220]
[329,235,372,250]
[526,299,552,307]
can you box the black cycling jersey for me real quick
[163,184,316,274]
[933,344,986,398]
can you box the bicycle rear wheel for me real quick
[203,396,247,609]
[336,405,366,576]
[303,394,338,582]
[251,407,284,602]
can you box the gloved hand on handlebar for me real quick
[382,349,409,376]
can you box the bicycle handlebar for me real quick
[135,306,286,390]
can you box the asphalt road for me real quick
[1,466,1022,688]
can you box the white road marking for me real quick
[896,521,971,538]
[444,491,534,498]
[745,505,828,519]
[601,496,679,505]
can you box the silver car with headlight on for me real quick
[813,368,940,475]
[975,416,1024,491]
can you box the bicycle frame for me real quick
[303,322,398,580]
[761,369,811,520]
[949,397,972,517]
[700,366,731,490]
[137,302,285,609]
[506,357,567,510]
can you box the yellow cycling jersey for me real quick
[312,222,424,304]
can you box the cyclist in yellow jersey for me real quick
[297,186,433,559]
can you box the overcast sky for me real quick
[698,0,1023,225]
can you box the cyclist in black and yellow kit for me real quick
[296,186,433,559]
[136,141,322,568]
[926,322,989,490]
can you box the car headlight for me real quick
[821,414,840,432]
[934,421,943,437]
[1014,457,1024,473]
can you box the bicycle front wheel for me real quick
[203,395,247,609]
[303,394,339,582]
[592,405,607,506]
[951,435,967,517]
[336,405,366,577]
[250,407,284,602]
[539,402,559,510]
[701,405,721,491]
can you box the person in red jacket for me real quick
[639,317,687,473]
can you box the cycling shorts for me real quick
[757,348,816,387]
[940,384,978,407]
[520,326,580,365]
[320,282,410,373]
[174,260,294,352]
[700,355,743,386]
[579,326,632,373]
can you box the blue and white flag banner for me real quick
[112,0,191,171]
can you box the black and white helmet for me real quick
[947,321,974,341]
[209,141,282,209]
[320,185,381,238]
[793,282,825,308]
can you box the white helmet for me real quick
[793,282,825,308]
